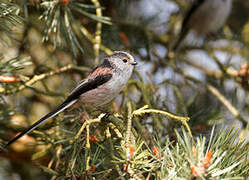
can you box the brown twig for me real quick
[91,0,103,65]
[0,64,90,95]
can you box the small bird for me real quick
[6,51,137,147]
[173,0,232,51]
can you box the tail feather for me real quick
[6,99,77,147]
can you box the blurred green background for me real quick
[0,0,248,179]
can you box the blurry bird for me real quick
[6,51,137,147]
[173,0,232,51]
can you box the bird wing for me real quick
[6,73,112,147]
[65,73,113,103]
[181,0,205,32]
[173,0,205,50]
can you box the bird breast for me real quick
[79,71,131,107]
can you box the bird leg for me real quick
[80,108,90,124]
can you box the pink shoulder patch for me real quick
[89,67,113,78]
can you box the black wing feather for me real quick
[173,0,205,50]
[181,0,205,32]
[65,74,112,103]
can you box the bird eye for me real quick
[122,59,128,63]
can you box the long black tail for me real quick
[6,99,77,147]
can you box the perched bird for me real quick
[173,0,232,51]
[6,51,137,147]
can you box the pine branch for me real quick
[40,0,111,57]
[0,1,22,45]
[0,64,90,95]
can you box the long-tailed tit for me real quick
[6,51,137,147]
[173,0,232,50]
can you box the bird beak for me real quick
[130,61,137,66]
